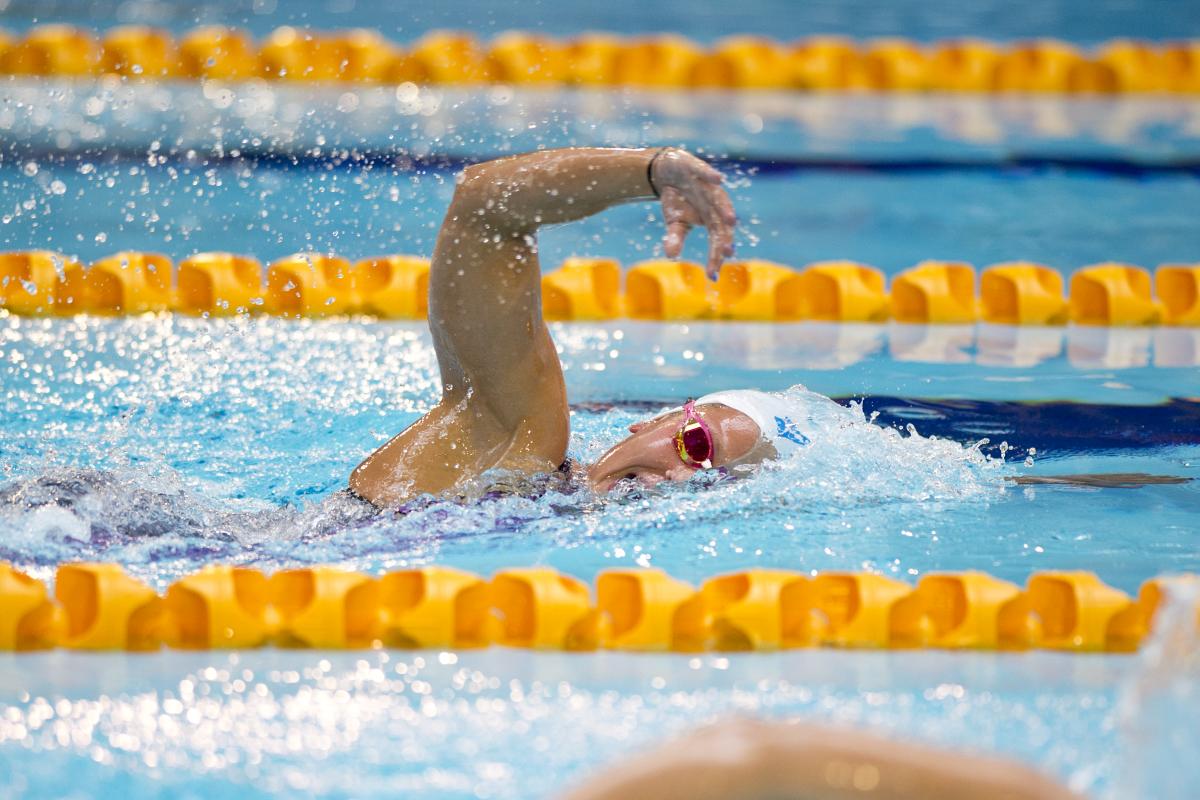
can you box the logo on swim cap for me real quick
[775,416,811,446]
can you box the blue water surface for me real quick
[1,315,1196,593]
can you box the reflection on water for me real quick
[889,323,975,364]
[1154,327,1200,368]
[977,325,1064,367]
[0,645,1133,799]
[650,321,1200,371]
[1067,326,1154,369]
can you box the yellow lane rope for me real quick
[1,562,1193,653]
[2,251,1197,325]
[1,26,1198,94]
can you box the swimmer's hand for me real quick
[652,149,738,279]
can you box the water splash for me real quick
[0,384,1011,586]
[3,317,1195,589]
[591,386,1009,510]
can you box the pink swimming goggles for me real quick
[674,399,714,470]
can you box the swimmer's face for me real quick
[587,405,763,493]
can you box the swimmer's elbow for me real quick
[450,164,500,215]
[449,163,530,232]
[460,160,494,185]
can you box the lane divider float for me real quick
[2,250,1198,325]
[0,562,1193,653]
[1,26,1198,94]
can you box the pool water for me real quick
[0,649,1160,797]
[3,0,1200,43]
[1,77,1199,797]
[0,315,1197,797]
[1,316,1198,592]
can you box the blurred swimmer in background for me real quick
[560,717,1081,800]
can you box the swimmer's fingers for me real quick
[704,214,736,279]
[664,221,692,259]
[699,175,737,231]
[676,163,736,278]
[661,186,698,259]
[694,183,737,278]
[655,150,737,275]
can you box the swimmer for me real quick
[350,146,756,507]
[561,717,1082,800]
[348,146,1187,507]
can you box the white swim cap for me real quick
[694,389,817,457]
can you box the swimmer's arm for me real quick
[450,147,736,275]
[560,719,1082,800]
[431,146,734,438]
[453,147,656,226]
[426,146,731,439]
[349,147,736,505]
